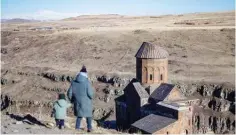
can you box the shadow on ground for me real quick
[96,109,117,130]
[7,113,47,127]
[100,120,116,129]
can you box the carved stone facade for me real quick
[115,42,202,134]
[136,58,168,84]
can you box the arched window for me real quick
[166,131,169,135]
[185,130,188,134]
[147,67,154,83]
[150,74,153,80]
[142,67,147,83]
[160,66,165,81]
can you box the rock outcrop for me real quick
[1,68,235,134]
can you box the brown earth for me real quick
[1,11,235,84]
[1,11,235,134]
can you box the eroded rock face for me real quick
[41,72,75,82]
[176,81,235,134]
[40,71,133,88]
[176,83,197,96]
[194,97,234,133]
[176,82,235,101]
[1,69,235,133]
[193,105,235,134]
[1,97,115,123]
[197,83,235,102]
[93,107,114,120]
[206,98,232,112]
[97,75,131,87]
[102,85,123,96]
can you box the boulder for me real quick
[115,89,123,96]
[13,130,19,133]
[93,108,111,120]
[45,122,54,128]
[103,86,114,94]
[1,48,8,54]
[1,78,8,85]
[64,122,71,129]
[13,121,23,125]
[104,94,111,103]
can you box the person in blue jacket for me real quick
[52,93,71,129]
[67,66,94,132]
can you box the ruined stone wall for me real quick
[192,105,235,134]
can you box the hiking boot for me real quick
[59,126,65,129]
[87,129,93,133]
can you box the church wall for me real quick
[115,101,129,130]
[136,58,142,82]
[153,122,181,134]
[126,89,142,125]
[165,87,185,101]
[153,107,193,134]
[139,58,168,84]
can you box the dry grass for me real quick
[1,11,235,84]
[1,11,235,134]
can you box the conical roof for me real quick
[135,42,169,59]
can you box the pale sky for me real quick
[1,0,235,20]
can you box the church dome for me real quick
[135,42,169,59]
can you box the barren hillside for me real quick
[1,11,235,84]
[1,11,235,134]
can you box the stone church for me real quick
[115,42,199,134]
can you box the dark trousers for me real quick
[55,119,64,129]
[75,117,92,130]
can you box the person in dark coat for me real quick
[67,66,94,132]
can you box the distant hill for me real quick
[62,14,125,21]
[1,18,40,23]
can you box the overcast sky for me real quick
[1,0,235,20]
